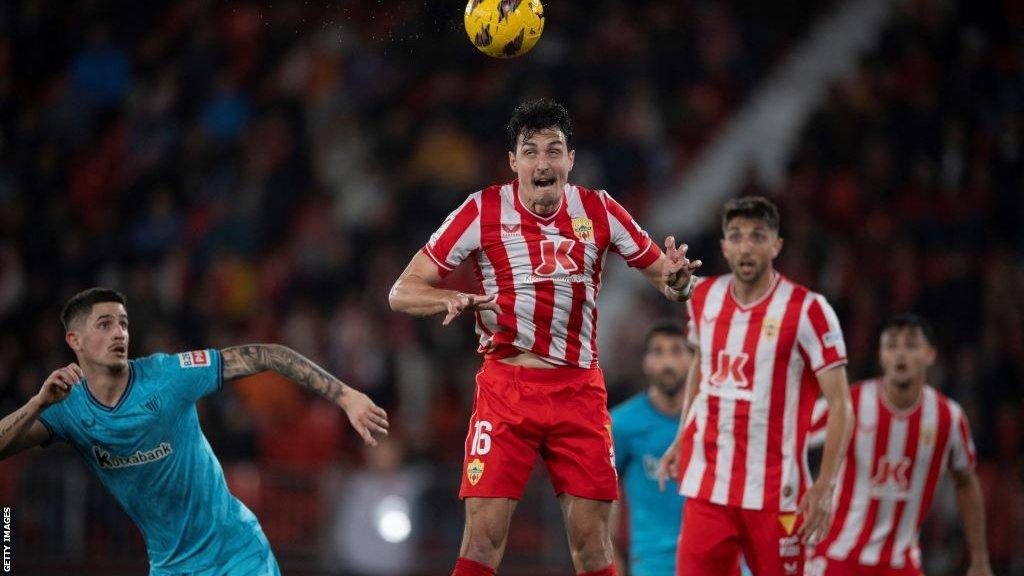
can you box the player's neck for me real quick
[82,361,131,407]
[880,378,925,412]
[517,188,562,217]
[648,388,683,417]
[731,270,777,306]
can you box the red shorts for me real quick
[804,553,922,576]
[677,497,804,576]
[458,359,618,501]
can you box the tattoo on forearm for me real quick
[221,345,346,402]
[0,410,29,443]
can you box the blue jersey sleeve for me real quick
[161,349,224,403]
[37,401,69,445]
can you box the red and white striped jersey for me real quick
[422,180,661,368]
[808,379,977,570]
[677,273,847,512]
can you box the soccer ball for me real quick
[464,0,545,58]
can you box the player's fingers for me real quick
[357,425,378,446]
[370,413,389,429]
[69,363,85,380]
[688,259,703,271]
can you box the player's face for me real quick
[67,302,130,371]
[720,217,782,285]
[878,327,935,388]
[509,127,575,208]
[643,333,693,397]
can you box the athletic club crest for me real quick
[467,458,485,486]
[571,216,594,242]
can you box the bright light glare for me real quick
[375,495,411,543]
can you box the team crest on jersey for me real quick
[466,458,485,486]
[178,350,210,368]
[762,317,781,340]
[571,216,594,242]
[920,426,936,445]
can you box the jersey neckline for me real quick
[84,362,136,412]
[726,271,783,312]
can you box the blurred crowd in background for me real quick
[0,0,1021,575]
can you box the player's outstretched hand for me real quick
[656,437,681,492]
[340,390,389,447]
[797,481,834,545]
[442,292,499,326]
[662,236,702,291]
[36,363,83,407]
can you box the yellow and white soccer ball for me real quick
[464,0,545,58]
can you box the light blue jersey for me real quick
[38,350,280,576]
[612,393,752,576]
[612,393,685,576]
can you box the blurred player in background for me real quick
[658,196,854,576]
[805,314,993,576]
[389,98,702,576]
[0,288,389,576]
[611,320,751,576]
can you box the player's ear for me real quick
[566,149,575,172]
[772,236,784,258]
[509,150,517,173]
[65,330,81,352]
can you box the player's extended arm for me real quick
[221,344,389,446]
[388,251,498,325]
[0,364,82,459]
[950,468,994,576]
[639,237,702,302]
[798,365,853,543]
[656,346,702,491]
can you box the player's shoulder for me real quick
[135,350,217,375]
[849,378,878,402]
[611,394,652,426]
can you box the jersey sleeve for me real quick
[37,402,69,445]
[421,194,481,278]
[947,402,978,472]
[602,192,661,269]
[797,293,848,373]
[164,349,224,403]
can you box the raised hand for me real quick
[37,363,83,407]
[442,292,500,326]
[662,236,703,291]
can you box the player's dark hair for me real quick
[507,98,573,152]
[643,320,691,352]
[721,196,781,233]
[61,287,127,331]
[881,313,935,345]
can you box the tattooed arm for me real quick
[220,344,389,446]
[0,363,82,459]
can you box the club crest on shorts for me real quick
[571,216,593,242]
[466,458,485,486]
[778,513,798,536]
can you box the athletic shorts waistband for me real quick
[481,358,601,385]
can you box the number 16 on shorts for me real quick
[470,420,493,455]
